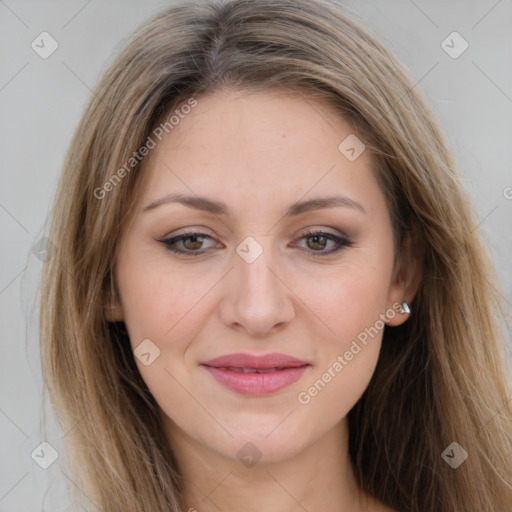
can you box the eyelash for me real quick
[157,229,353,258]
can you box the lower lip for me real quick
[202,365,309,396]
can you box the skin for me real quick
[107,88,420,512]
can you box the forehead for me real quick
[157,88,353,158]
[140,88,384,220]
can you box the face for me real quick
[108,88,411,464]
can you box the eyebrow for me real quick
[142,192,366,216]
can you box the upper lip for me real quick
[201,352,310,370]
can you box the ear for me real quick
[386,228,423,327]
[105,296,124,322]
[104,277,125,323]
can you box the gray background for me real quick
[1,0,511,510]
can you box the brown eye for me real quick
[158,232,217,256]
[306,234,328,251]
[293,230,353,257]
[158,230,352,258]
[181,234,205,251]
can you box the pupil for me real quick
[185,235,202,249]
[309,235,326,250]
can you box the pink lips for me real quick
[200,352,311,396]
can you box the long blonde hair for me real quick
[40,0,512,510]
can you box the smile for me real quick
[202,366,310,395]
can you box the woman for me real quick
[39,0,512,510]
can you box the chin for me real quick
[208,419,319,465]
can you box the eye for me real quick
[291,229,353,257]
[157,229,352,257]
[157,231,219,256]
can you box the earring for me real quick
[399,301,411,315]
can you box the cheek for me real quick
[293,242,393,409]
[114,245,225,399]
[297,342,381,429]
[116,245,208,345]
[115,255,212,418]
[295,273,389,419]
[297,254,393,346]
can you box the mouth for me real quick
[211,366,297,373]
[200,352,311,396]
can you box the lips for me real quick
[201,352,309,370]
[215,367,286,374]
[200,352,311,396]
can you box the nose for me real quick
[218,238,296,337]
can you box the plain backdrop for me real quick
[1,0,511,510]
